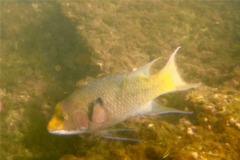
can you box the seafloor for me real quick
[1,1,240,160]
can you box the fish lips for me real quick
[48,129,85,135]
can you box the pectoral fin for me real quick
[91,97,108,124]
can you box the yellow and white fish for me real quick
[47,47,200,140]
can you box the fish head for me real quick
[47,101,89,135]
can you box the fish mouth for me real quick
[48,130,84,135]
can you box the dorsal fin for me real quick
[131,57,161,77]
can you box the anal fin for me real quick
[146,101,193,116]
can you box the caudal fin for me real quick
[156,47,200,95]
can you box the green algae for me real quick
[1,1,240,160]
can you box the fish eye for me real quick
[57,111,68,121]
[55,104,68,121]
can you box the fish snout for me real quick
[47,116,64,132]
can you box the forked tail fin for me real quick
[156,47,200,95]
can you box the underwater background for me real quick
[1,1,240,160]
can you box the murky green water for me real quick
[1,1,240,160]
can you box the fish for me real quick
[47,47,200,139]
